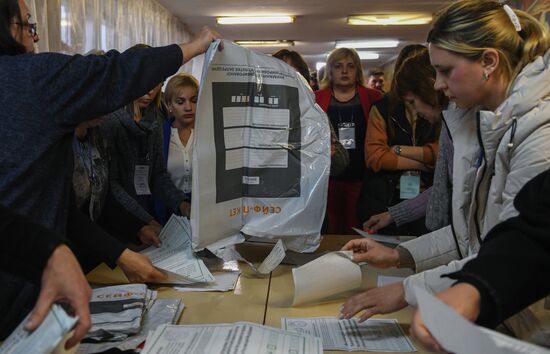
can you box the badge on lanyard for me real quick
[338,122,356,149]
[134,165,151,195]
[400,173,420,199]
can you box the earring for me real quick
[482,72,489,81]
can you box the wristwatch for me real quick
[394,145,401,155]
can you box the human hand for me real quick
[410,283,481,352]
[117,249,168,283]
[179,201,191,218]
[181,26,222,63]
[341,238,399,268]
[363,212,393,232]
[25,245,92,349]
[137,223,162,247]
[338,282,408,322]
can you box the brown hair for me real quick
[394,48,448,110]
[272,49,311,82]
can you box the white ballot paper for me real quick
[191,40,330,254]
[292,251,361,305]
[0,304,77,354]
[283,317,416,352]
[141,214,214,284]
[141,322,322,354]
[174,271,240,292]
[413,287,550,354]
[352,227,416,245]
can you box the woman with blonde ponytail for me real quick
[339,0,550,347]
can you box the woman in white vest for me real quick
[339,0,550,345]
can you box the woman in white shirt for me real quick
[158,73,199,222]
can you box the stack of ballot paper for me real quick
[141,322,322,354]
[84,284,155,342]
[141,214,215,284]
[0,304,77,354]
[282,317,416,352]
[78,297,183,354]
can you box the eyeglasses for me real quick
[11,22,38,37]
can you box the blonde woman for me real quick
[340,0,550,345]
[154,73,199,222]
[315,48,382,234]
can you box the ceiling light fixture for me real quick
[347,13,432,26]
[235,40,295,47]
[217,16,294,25]
[357,51,379,60]
[335,40,399,49]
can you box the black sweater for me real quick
[447,168,550,327]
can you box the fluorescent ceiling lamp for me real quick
[357,51,379,60]
[335,40,399,49]
[235,40,294,47]
[217,16,294,25]
[316,62,325,71]
[348,13,432,26]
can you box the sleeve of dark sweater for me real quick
[0,204,65,283]
[66,202,126,269]
[445,168,550,328]
[31,45,183,126]
[98,192,147,244]
[150,123,189,211]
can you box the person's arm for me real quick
[447,168,550,327]
[365,106,430,172]
[31,28,221,127]
[67,202,126,270]
[387,187,431,227]
[0,204,65,283]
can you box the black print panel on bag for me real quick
[212,82,301,202]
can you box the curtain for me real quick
[27,0,201,76]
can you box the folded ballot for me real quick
[0,304,77,354]
[141,214,215,284]
[292,251,362,305]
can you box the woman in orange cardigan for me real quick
[315,48,382,234]
[358,46,441,236]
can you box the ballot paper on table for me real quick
[352,227,416,245]
[174,271,240,292]
[213,238,287,275]
[191,40,330,256]
[282,317,416,352]
[78,298,184,354]
[292,251,361,306]
[0,304,77,354]
[413,287,550,354]
[141,322,322,354]
[141,214,214,284]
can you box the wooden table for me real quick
[86,234,429,353]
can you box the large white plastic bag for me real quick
[191,40,330,252]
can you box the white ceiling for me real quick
[157,0,453,72]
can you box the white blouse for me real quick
[167,127,193,194]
